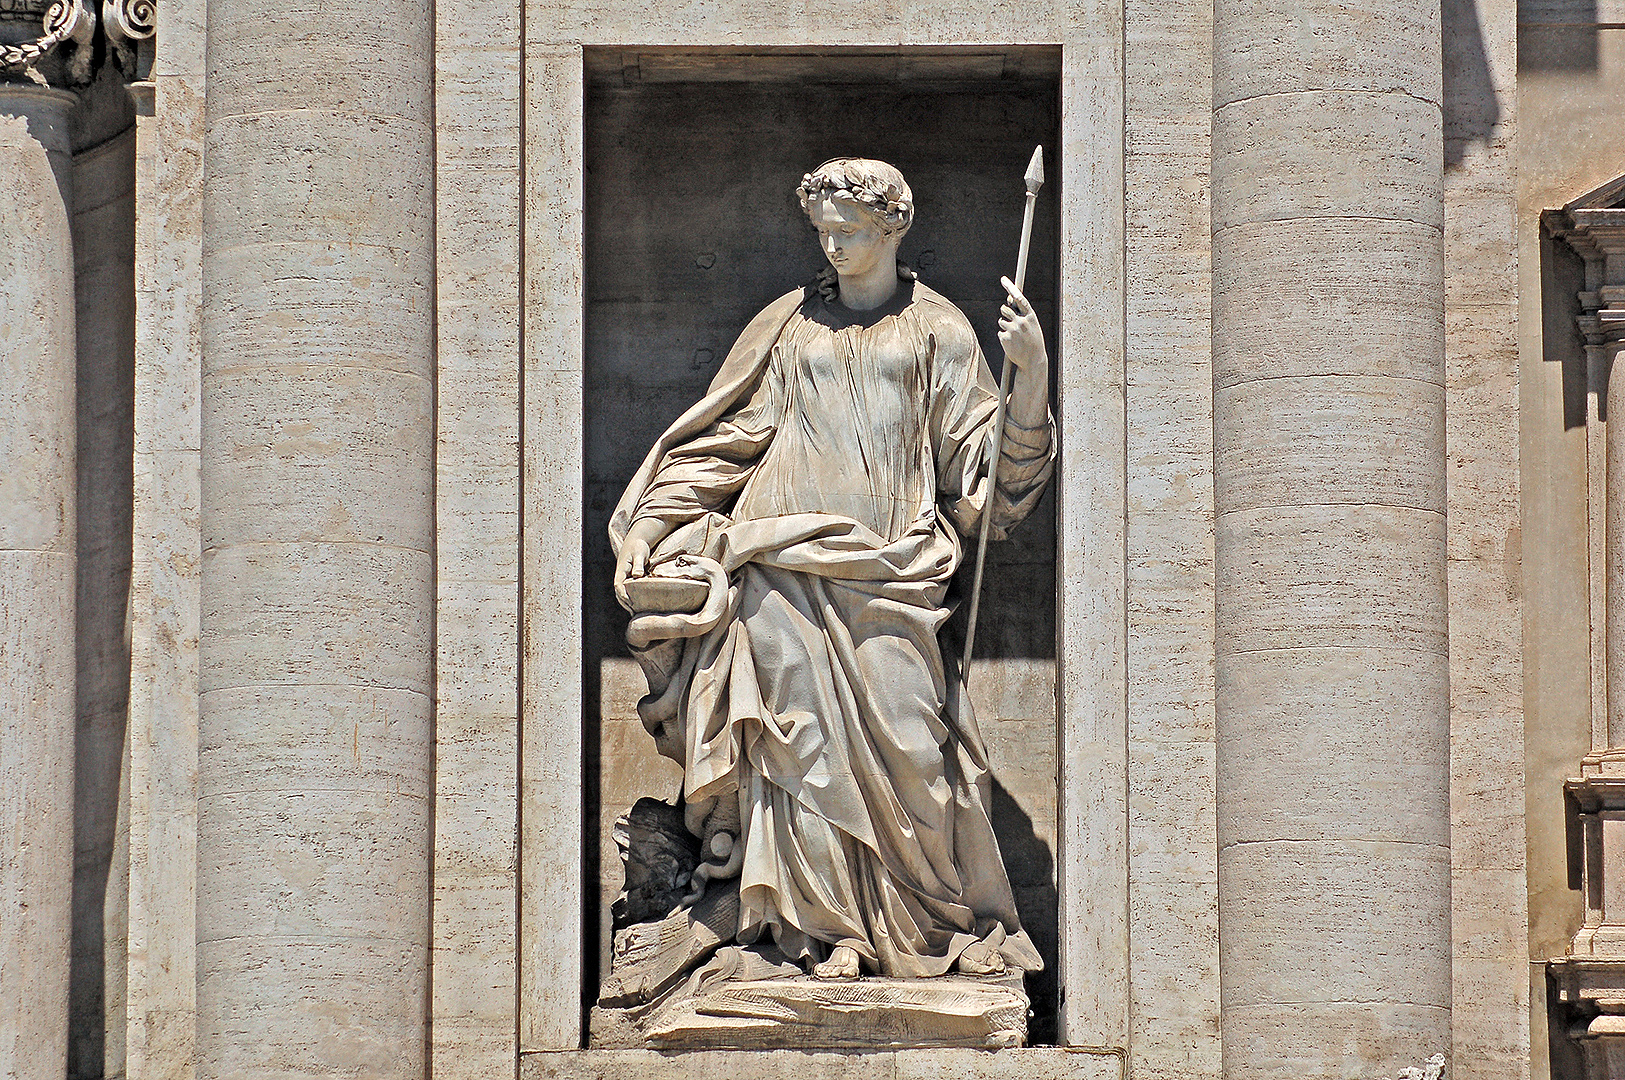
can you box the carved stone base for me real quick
[595,896,1031,1050]
[523,1047,1120,1080]
[597,796,1032,1051]
[630,971,1029,1051]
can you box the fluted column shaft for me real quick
[197,0,435,1072]
[1211,0,1450,1075]
[0,82,77,1080]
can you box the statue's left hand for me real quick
[614,517,667,613]
[997,276,1047,372]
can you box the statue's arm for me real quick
[930,300,1055,540]
[613,357,783,610]
[998,276,1050,432]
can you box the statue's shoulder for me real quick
[907,281,978,353]
[705,287,812,393]
[745,285,815,332]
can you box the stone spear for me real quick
[962,144,1044,677]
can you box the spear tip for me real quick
[1024,145,1044,194]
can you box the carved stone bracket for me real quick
[1547,188,1625,413]
[1551,957,1625,1079]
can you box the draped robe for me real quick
[610,279,1054,977]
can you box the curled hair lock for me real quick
[815,262,916,303]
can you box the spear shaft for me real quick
[961,145,1044,679]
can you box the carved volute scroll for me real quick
[100,0,152,79]
[0,0,154,87]
[0,0,96,84]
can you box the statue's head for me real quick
[797,158,914,240]
[798,159,913,286]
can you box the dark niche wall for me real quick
[581,50,1062,1041]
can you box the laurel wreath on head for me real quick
[0,0,76,70]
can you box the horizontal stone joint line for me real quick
[1215,500,1447,514]
[1216,643,1449,658]
[1214,85,1443,113]
[1215,372,1444,389]
[206,105,434,127]
[1212,214,1445,234]
[198,682,433,697]
[199,237,435,263]
[199,788,432,800]
[200,538,434,555]
[1226,1000,1451,1010]
[194,931,430,945]
[1219,837,1449,850]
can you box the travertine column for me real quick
[0,77,77,1080]
[1212,0,1450,1073]
[197,0,435,1071]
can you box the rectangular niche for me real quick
[580,45,1063,1044]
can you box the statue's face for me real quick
[808,194,895,279]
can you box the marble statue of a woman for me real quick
[609,158,1054,984]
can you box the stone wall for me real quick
[0,0,1581,1070]
[1517,18,1625,1078]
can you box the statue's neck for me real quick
[836,258,900,312]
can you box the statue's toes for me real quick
[812,946,861,980]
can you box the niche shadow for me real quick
[990,776,1059,1046]
[581,56,1063,1043]
[1519,0,1601,73]
[1541,218,1592,431]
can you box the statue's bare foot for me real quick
[956,941,1006,977]
[812,945,862,980]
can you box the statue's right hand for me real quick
[614,536,652,612]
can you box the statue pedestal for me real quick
[595,970,1028,1051]
[596,799,1033,1050]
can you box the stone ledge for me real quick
[635,975,1028,1051]
[522,1047,1123,1080]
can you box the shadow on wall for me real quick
[66,72,137,1080]
[1445,0,1501,169]
[1520,0,1603,73]
[990,777,1058,1045]
[1540,221,1590,430]
[1548,968,1590,1077]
